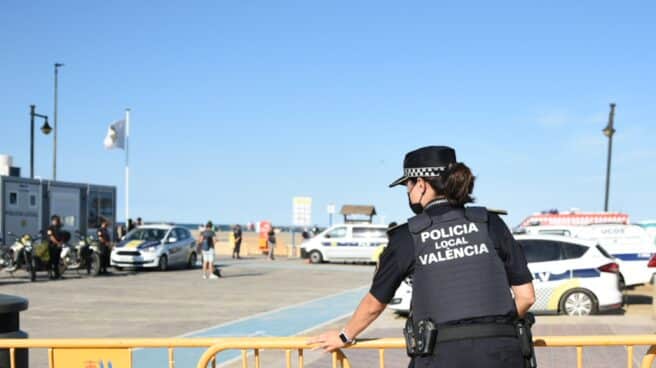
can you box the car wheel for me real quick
[187,252,197,269]
[560,289,598,316]
[158,255,168,271]
[309,250,323,264]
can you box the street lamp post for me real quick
[29,105,52,179]
[602,103,616,212]
[53,63,64,181]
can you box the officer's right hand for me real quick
[307,330,347,353]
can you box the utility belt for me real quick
[404,314,537,368]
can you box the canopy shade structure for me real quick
[341,205,377,224]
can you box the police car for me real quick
[389,235,623,316]
[521,223,656,288]
[110,225,197,271]
[300,224,388,264]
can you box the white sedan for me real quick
[389,235,623,316]
[111,225,198,271]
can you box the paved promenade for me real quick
[2,258,655,367]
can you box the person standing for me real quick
[47,215,64,280]
[136,217,143,228]
[97,218,111,275]
[267,227,276,261]
[309,146,536,368]
[127,218,135,232]
[198,221,219,279]
[232,225,243,259]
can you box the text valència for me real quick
[419,223,489,265]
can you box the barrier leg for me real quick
[641,345,656,368]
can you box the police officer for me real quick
[97,218,111,274]
[47,215,64,280]
[309,146,536,368]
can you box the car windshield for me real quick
[125,228,167,242]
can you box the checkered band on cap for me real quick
[404,166,447,178]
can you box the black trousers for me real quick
[410,337,524,368]
[99,244,110,271]
[48,245,61,278]
[233,242,241,255]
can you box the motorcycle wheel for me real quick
[90,253,101,276]
[58,260,67,278]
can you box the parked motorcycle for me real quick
[60,231,101,276]
[2,232,61,281]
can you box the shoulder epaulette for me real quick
[387,222,407,234]
[486,208,508,216]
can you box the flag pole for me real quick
[125,108,130,222]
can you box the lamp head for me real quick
[41,120,52,135]
[602,126,615,138]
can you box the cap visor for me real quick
[389,176,410,188]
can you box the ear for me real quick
[416,177,426,191]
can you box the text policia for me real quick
[418,223,489,265]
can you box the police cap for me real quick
[389,146,457,188]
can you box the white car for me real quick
[389,235,623,316]
[111,225,197,271]
[521,223,656,287]
[300,224,388,264]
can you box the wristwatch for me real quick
[339,329,354,344]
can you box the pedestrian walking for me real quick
[198,221,219,279]
[309,146,537,368]
[232,225,242,259]
[267,227,276,260]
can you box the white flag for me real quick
[104,120,126,149]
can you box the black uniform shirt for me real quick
[370,202,533,306]
[97,228,110,244]
[234,228,242,244]
[47,225,62,247]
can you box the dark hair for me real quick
[51,215,60,221]
[206,221,213,228]
[417,162,475,207]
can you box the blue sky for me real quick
[1,1,654,227]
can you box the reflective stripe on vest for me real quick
[408,207,515,324]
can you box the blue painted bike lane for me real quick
[133,286,368,368]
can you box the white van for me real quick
[522,223,656,287]
[300,224,388,264]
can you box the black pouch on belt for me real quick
[515,313,538,368]
[403,316,437,357]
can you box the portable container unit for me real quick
[0,175,116,245]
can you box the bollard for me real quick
[0,294,28,368]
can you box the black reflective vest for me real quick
[408,207,515,324]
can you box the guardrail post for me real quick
[0,294,28,368]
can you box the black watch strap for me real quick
[339,330,353,344]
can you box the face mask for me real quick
[407,184,425,215]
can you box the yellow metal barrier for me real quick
[2,336,656,368]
